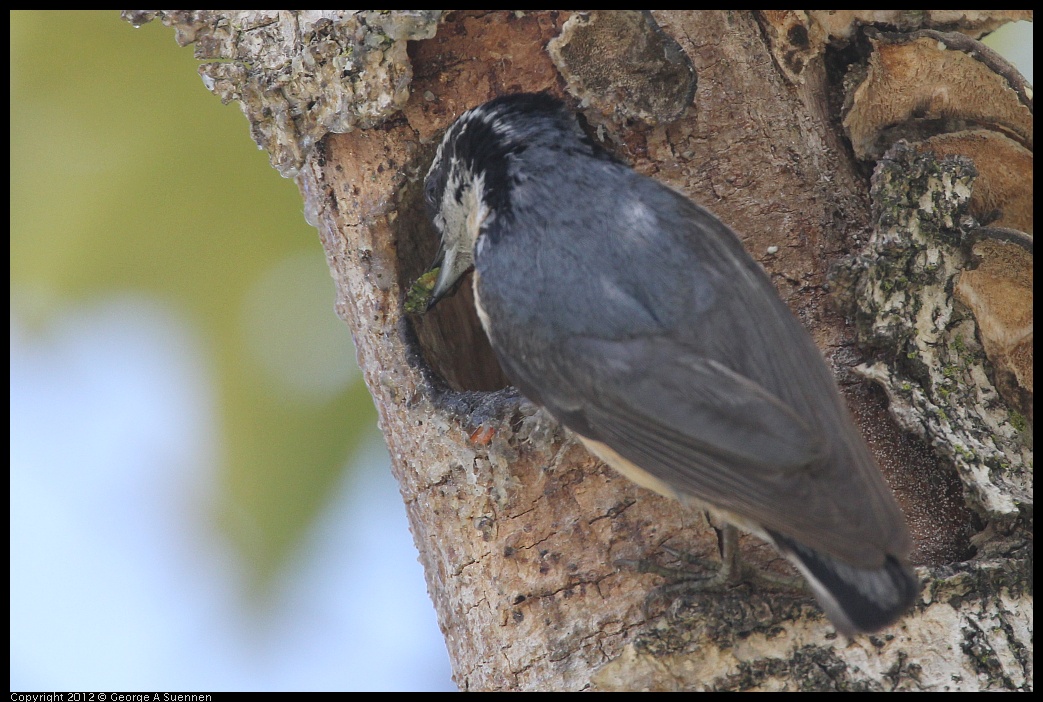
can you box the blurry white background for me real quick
[11,11,452,691]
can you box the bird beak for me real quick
[426,241,472,310]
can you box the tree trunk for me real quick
[126,10,1032,691]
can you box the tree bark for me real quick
[127,9,1032,691]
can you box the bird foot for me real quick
[617,525,808,612]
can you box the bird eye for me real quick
[424,179,438,207]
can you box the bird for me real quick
[417,92,918,635]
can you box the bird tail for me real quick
[770,532,919,636]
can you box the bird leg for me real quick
[620,523,805,592]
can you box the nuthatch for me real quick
[419,93,918,635]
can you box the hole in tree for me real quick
[396,145,510,393]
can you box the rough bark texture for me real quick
[126,10,1032,691]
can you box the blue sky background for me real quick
[11,302,452,689]
[11,11,453,691]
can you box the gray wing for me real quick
[566,336,825,475]
[505,334,896,568]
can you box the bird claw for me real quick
[619,525,809,618]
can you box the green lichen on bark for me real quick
[834,141,1030,537]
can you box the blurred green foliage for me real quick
[11,11,378,590]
